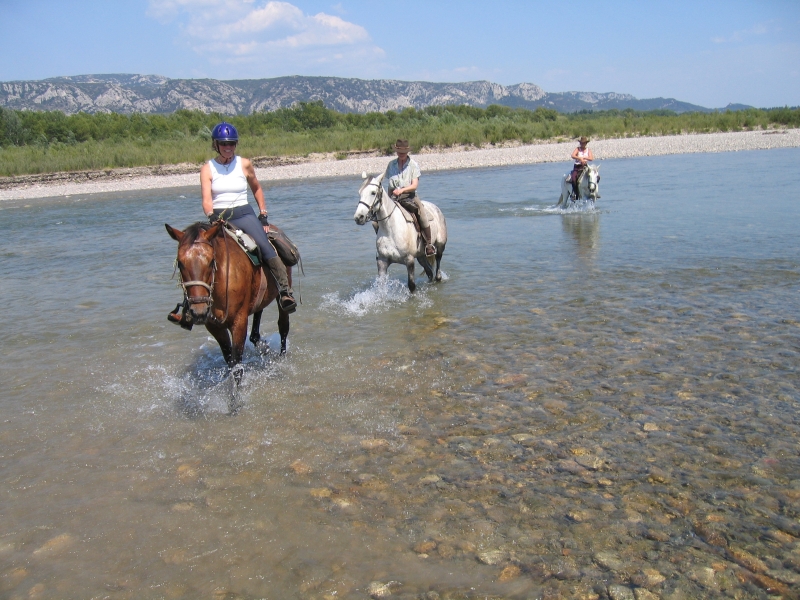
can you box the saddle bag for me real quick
[268,225,303,272]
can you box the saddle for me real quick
[394,194,422,234]
[394,194,436,255]
[222,223,303,273]
[566,168,587,184]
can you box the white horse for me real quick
[556,164,601,208]
[354,173,447,292]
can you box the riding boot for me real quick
[167,302,193,330]
[264,256,297,314]
[420,225,436,256]
[572,180,580,200]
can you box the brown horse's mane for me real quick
[182,222,214,246]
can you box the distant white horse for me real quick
[556,164,601,208]
[354,173,447,292]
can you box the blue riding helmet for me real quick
[211,122,239,142]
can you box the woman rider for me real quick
[570,136,594,200]
[386,139,435,256]
[168,122,296,326]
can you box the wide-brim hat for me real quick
[577,136,590,144]
[393,139,411,152]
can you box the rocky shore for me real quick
[1,129,797,201]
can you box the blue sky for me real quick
[1,0,797,109]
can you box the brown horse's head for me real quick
[165,221,223,325]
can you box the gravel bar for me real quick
[1,129,797,202]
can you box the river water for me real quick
[1,148,799,599]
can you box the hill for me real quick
[0,74,728,115]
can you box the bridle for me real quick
[176,239,216,305]
[174,227,231,324]
[577,165,599,197]
[358,180,397,222]
[586,166,599,196]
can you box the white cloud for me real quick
[147,0,384,76]
[712,21,773,44]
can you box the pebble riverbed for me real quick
[0,129,798,201]
[0,141,798,600]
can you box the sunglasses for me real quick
[218,141,237,147]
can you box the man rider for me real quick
[386,139,436,256]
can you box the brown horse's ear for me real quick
[165,224,184,242]
[204,221,223,239]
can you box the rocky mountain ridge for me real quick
[0,74,741,115]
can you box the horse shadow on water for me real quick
[176,330,286,418]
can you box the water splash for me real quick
[103,338,285,417]
[321,275,434,316]
[541,199,598,214]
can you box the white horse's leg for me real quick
[419,255,435,280]
[376,256,389,277]
[428,208,445,282]
[434,252,443,282]
[557,176,570,207]
[406,261,416,292]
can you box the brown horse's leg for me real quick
[277,306,290,356]
[227,316,250,389]
[249,310,264,347]
[206,324,233,365]
[230,316,249,366]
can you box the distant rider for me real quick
[168,122,296,327]
[570,136,594,200]
[386,139,436,256]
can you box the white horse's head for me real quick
[354,172,385,225]
[586,164,600,200]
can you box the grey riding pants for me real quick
[213,204,278,261]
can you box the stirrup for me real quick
[425,244,436,256]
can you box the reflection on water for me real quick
[1,149,800,599]
[562,212,600,262]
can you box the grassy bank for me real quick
[1,103,798,177]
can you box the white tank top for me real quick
[209,157,248,209]
[574,147,590,166]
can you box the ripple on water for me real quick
[3,149,800,599]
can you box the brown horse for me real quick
[165,221,291,385]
